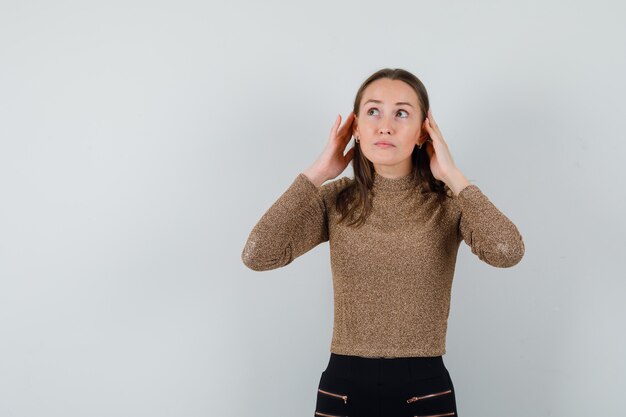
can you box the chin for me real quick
[363,151,402,164]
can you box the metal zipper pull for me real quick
[318,388,348,404]
[314,411,347,417]
[406,389,452,403]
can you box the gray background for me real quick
[1,0,624,416]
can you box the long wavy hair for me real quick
[336,68,453,228]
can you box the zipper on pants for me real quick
[318,388,348,404]
[406,389,452,403]
[314,411,348,417]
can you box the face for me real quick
[353,78,428,176]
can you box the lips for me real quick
[374,141,395,147]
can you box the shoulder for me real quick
[430,183,460,219]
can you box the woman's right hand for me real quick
[303,111,356,187]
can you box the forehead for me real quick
[361,78,418,106]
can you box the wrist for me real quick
[445,169,471,196]
[302,166,328,187]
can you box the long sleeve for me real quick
[453,184,525,268]
[241,173,334,271]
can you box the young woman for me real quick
[241,68,525,417]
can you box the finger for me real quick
[425,117,433,132]
[329,115,343,144]
[343,145,356,163]
[428,111,438,127]
[425,118,440,140]
[339,118,356,144]
[331,114,341,135]
[338,111,355,136]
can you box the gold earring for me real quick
[355,136,360,143]
[417,137,430,149]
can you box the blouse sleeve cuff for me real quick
[455,184,482,200]
[296,172,324,201]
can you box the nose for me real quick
[378,118,393,135]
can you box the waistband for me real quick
[324,352,448,385]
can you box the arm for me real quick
[420,111,525,268]
[241,173,335,271]
[453,183,525,268]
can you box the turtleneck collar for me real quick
[371,170,418,192]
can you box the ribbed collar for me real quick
[371,170,418,192]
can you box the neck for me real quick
[371,169,417,192]
[372,161,413,180]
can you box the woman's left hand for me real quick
[422,109,459,183]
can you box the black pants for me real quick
[314,353,458,417]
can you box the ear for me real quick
[416,120,428,145]
[352,116,359,136]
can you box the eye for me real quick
[366,107,409,118]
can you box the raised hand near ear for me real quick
[422,109,470,195]
[422,109,458,183]
[303,111,356,187]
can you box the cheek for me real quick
[360,118,378,128]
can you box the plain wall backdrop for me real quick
[1,0,625,416]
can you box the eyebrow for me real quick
[363,99,414,108]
